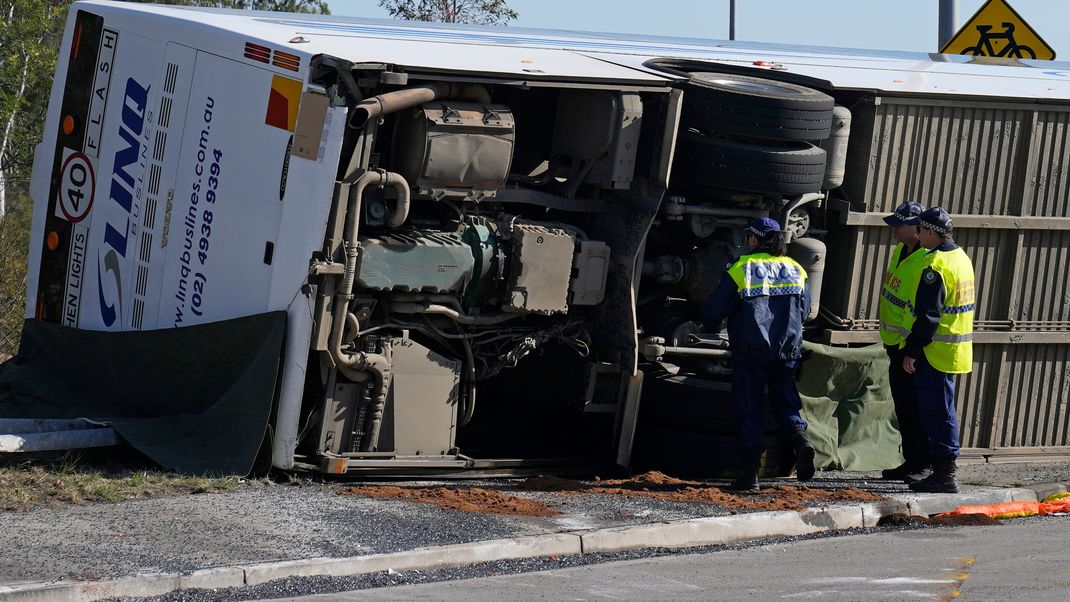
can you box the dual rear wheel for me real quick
[675,72,835,196]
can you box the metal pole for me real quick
[729,0,736,41]
[938,0,957,50]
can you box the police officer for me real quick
[702,217,814,491]
[878,202,932,484]
[902,207,975,494]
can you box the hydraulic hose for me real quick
[327,170,411,450]
[389,301,524,325]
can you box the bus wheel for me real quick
[674,132,827,196]
[683,72,835,142]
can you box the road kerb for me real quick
[1026,482,1068,501]
[799,505,865,530]
[860,500,909,527]
[901,487,1036,516]
[242,533,583,586]
[580,510,826,554]
[177,567,246,591]
[0,573,183,602]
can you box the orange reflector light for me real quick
[72,22,82,60]
[62,115,75,135]
[327,457,347,474]
[47,231,60,251]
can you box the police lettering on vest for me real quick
[879,243,929,346]
[727,253,807,297]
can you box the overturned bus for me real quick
[16,0,1070,475]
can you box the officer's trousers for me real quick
[732,354,808,464]
[913,353,961,459]
[886,345,930,467]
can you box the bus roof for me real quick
[81,0,1070,100]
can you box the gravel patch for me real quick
[0,481,516,583]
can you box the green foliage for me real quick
[1,1,68,355]
[379,0,517,25]
[0,193,30,357]
[0,1,68,189]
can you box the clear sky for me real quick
[326,0,1069,58]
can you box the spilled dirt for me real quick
[517,471,884,513]
[340,471,887,518]
[339,485,561,517]
[878,512,1000,527]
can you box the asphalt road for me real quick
[284,515,1070,601]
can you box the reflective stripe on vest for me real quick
[727,253,808,298]
[878,242,929,346]
[933,333,974,343]
[923,247,975,374]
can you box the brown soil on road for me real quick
[516,471,884,513]
[339,485,562,517]
[878,512,1000,527]
[340,471,886,517]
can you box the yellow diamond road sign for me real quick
[940,0,1055,60]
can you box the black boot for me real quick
[902,465,932,484]
[882,462,931,483]
[729,471,759,491]
[909,457,958,493]
[881,461,912,480]
[790,428,816,482]
[729,455,761,491]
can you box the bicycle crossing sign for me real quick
[940,0,1055,60]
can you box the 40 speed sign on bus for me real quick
[941,0,1055,60]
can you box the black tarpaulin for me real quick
[0,312,286,475]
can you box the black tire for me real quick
[674,132,827,195]
[682,73,835,141]
[640,372,776,435]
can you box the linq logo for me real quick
[96,77,150,327]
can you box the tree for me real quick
[0,1,67,220]
[379,0,517,25]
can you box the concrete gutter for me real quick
[3,482,1066,602]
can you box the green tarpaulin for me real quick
[0,312,285,476]
[799,341,904,471]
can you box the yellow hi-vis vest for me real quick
[727,253,808,297]
[902,247,975,374]
[878,242,929,347]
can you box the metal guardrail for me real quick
[0,419,118,453]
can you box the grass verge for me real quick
[0,450,243,512]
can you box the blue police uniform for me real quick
[878,201,931,482]
[903,207,975,494]
[702,218,813,489]
[904,238,964,460]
